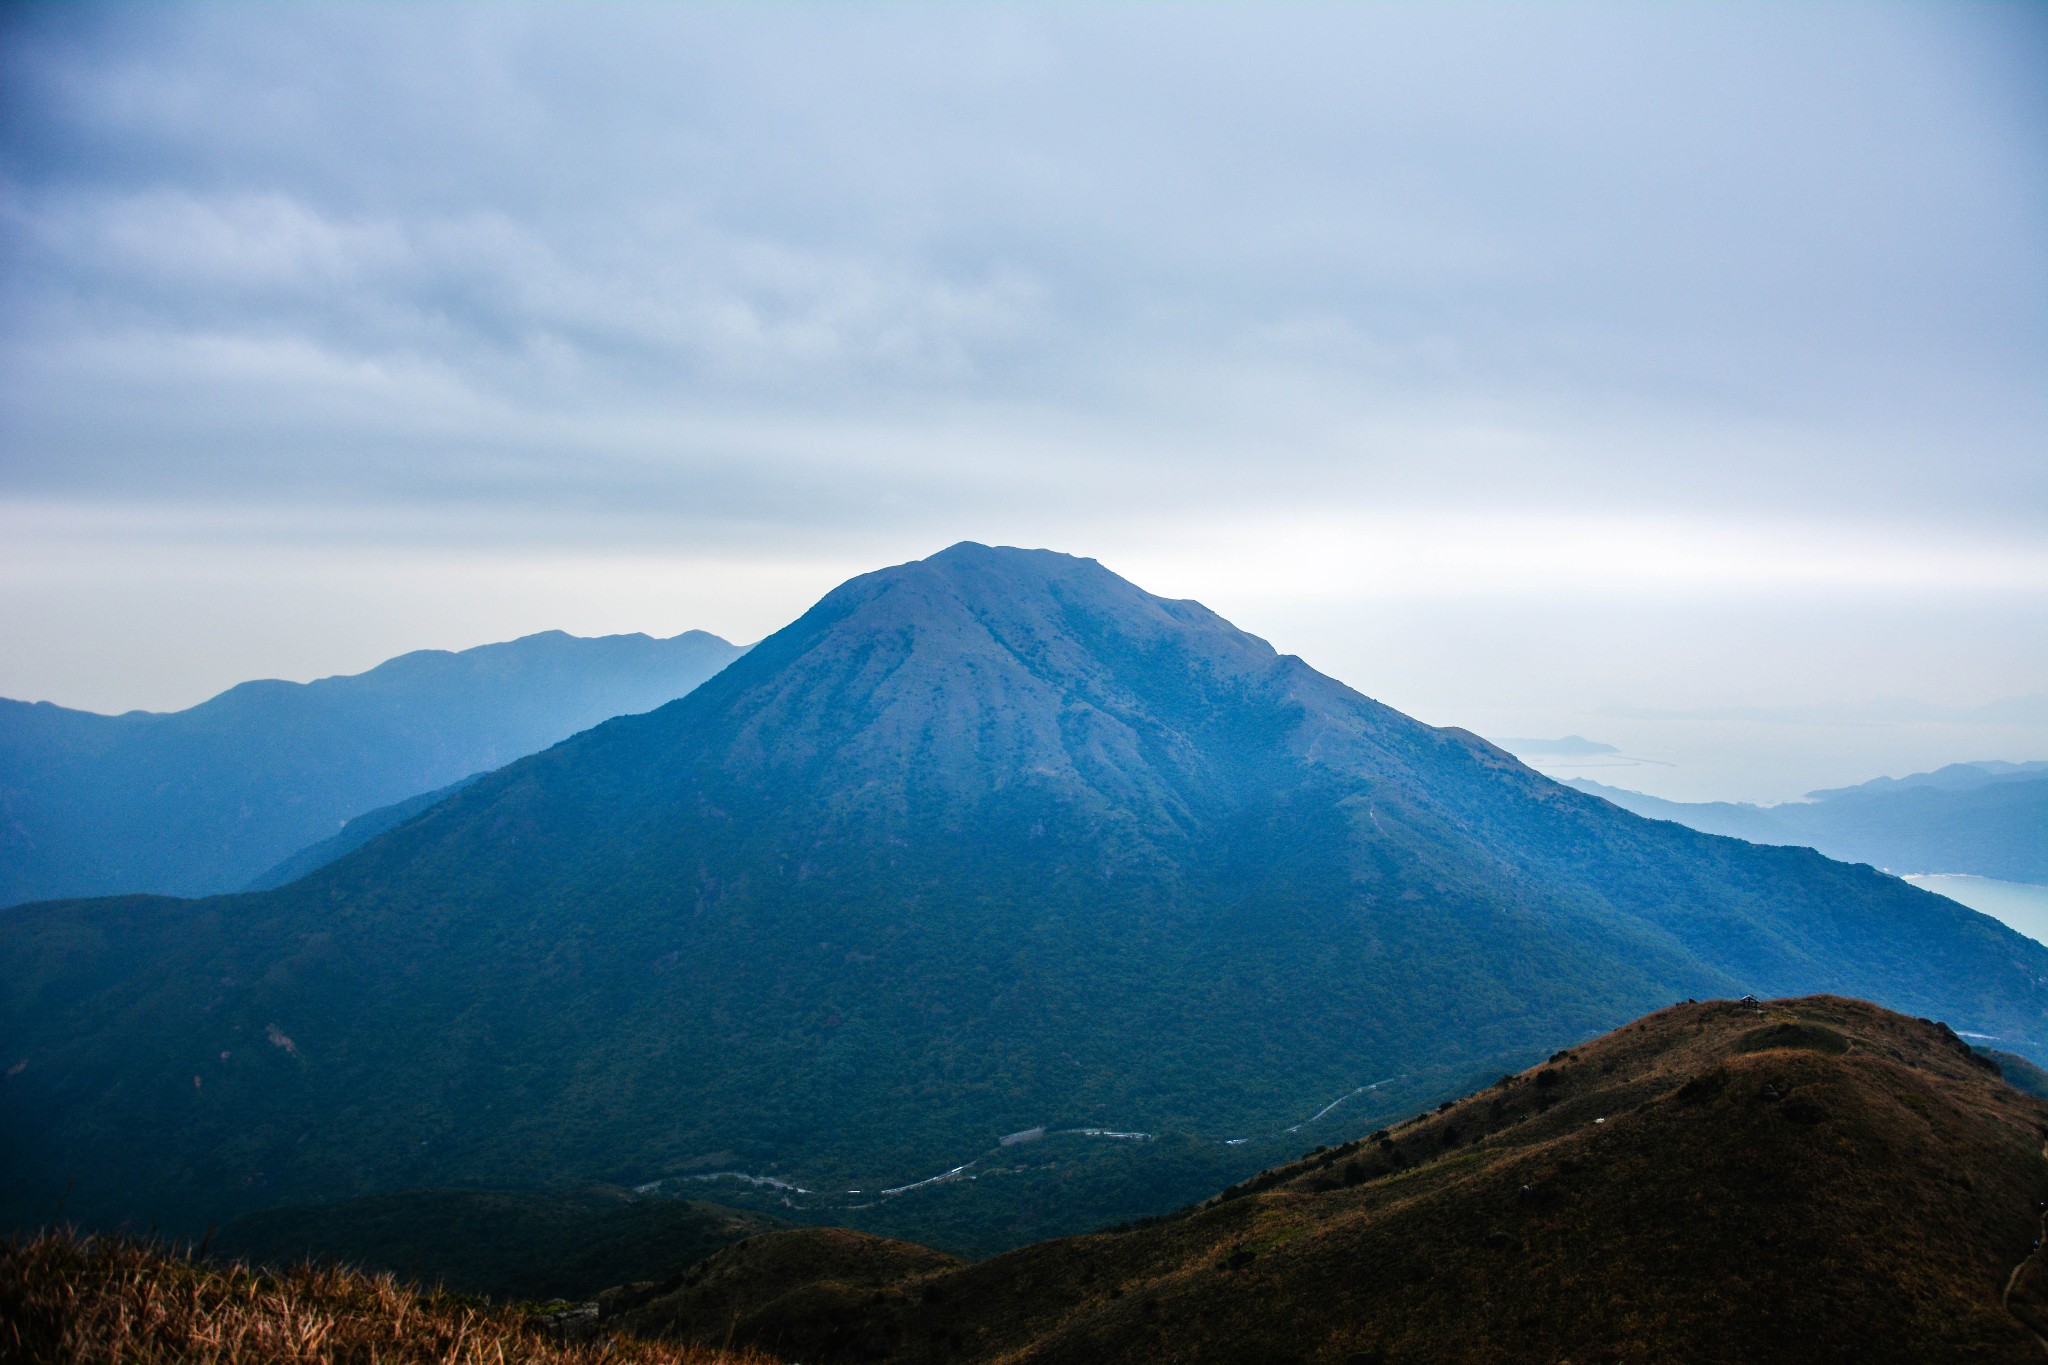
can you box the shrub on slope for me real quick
[0,1229,770,1365]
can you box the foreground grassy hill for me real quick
[608,995,2048,1364]
[0,1228,770,1365]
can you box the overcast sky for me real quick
[2,2,2043,799]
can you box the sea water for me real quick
[1906,874,2048,948]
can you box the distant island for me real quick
[1559,761,2047,887]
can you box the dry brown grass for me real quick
[0,1228,776,1365]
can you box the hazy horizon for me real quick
[3,2,2043,803]
[6,551,2040,806]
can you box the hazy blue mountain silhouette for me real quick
[0,629,744,906]
[242,774,487,892]
[6,544,2045,1242]
[1806,759,2048,799]
[1570,763,2047,884]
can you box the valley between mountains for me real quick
[594,995,2048,1364]
[5,544,2048,1360]
[19,993,2044,1365]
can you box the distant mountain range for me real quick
[6,544,2046,1249]
[0,629,745,905]
[1596,696,2048,725]
[1564,761,2048,885]
[606,996,2048,1364]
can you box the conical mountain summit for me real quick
[5,543,2044,1241]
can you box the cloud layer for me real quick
[1,2,2043,791]
[6,3,2041,520]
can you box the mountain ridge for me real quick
[244,774,487,892]
[6,543,2046,1250]
[0,627,746,903]
[603,994,2048,1364]
[1567,766,2048,884]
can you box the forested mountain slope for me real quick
[614,996,2048,1365]
[0,628,743,903]
[5,545,2044,1246]
[212,1186,784,1302]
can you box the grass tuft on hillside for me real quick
[0,1228,772,1364]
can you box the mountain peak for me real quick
[687,544,1298,827]
[926,539,1082,565]
[827,542,1129,615]
[813,542,1277,668]
[12,548,2048,1247]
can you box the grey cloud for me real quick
[0,2,2043,533]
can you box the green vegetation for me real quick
[1731,1020,1851,1055]
[242,776,484,892]
[213,1186,784,1302]
[1978,1045,2048,1100]
[0,628,741,903]
[7,545,2048,1262]
[680,1133,1283,1260]
[612,996,2048,1364]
